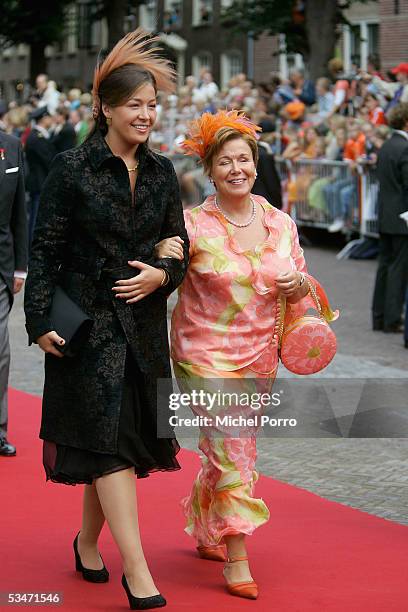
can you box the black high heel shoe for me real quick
[121,574,166,610]
[73,532,109,583]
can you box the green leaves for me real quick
[0,0,70,47]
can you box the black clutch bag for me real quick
[49,286,94,357]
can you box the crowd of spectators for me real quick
[0,55,407,223]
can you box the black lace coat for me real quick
[24,130,189,453]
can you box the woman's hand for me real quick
[276,271,302,297]
[154,236,184,260]
[276,271,309,303]
[38,331,66,358]
[112,260,167,304]
[13,278,24,294]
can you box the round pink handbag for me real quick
[275,279,337,375]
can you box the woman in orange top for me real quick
[365,93,387,126]
[343,123,366,161]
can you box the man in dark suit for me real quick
[51,106,77,153]
[253,143,282,209]
[25,107,55,245]
[0,131,28,456]
[372,103,408,335]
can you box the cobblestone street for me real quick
[8,245,408,525]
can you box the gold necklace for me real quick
[127,161,139,172]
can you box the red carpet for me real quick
[1,388,407,611]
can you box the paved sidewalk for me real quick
[8,246,408,525]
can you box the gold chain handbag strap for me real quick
[275,294,286,350]
[306,276,324,319]
[274,275,323,352]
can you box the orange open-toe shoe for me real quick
[197,544,227,562]
[223,556,258,600]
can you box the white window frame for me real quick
[220,50,243,89]
[44,45,54,59]
[192,0,213,27]
[2,45,14,59]
[192,51,212,80]
[139,0,157,32]
[16,44,28,58]
[163,0,183,28]
[101,18,108,49]
[342,19,379,72]
[89,19,102,49]
[66,4,78,55]
[278,34,304,80]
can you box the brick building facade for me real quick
[0,0,407,103]
[0,0,279,102]
[379,0,408,72]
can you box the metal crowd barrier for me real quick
[275,157,380,241]
[164,152,381,244]
[359,165,379,238]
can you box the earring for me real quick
[255,170,258,179]
[209,177,214,184]
[106,117,112,126]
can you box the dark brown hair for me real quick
[55,105,70,120]
[96,65,157,133]
[202,128,259,175]
[388,102,408,130]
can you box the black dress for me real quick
[43,345,180,485]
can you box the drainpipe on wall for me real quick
[247,31,254,80]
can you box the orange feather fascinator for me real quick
[92,28,176,118]
[182,110,262,159]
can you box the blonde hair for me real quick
[328,58,344,75]
[202,127,259,175]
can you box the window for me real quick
[66,5,78,55]
[192,0,213,26]
[124,14,137,34]
[346,21,379,71]
[89,20,102,49]
[192,51,212,79]
[77,3,103,50]
[221,51,243,88]
[101,18,108,50]
[163,0,182,30]
[17,44,28,58]
[367,23,379,57]
[44,45,54,59]
[350,27,361,67]
[1,41,14,59]
[139,0,157,31]
[278,34,304,79]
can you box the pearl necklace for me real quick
[214,196,256,228]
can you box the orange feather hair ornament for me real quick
[92,28,176,119]
[182,110,262,159]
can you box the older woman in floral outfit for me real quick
[156,111,336,599]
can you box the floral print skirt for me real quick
[173,361,277,546]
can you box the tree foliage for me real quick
[0,0,72,82]
[0,0,70,48]
[222,0,309,56]
[221,0,370,78]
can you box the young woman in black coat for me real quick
[24,30,189,610]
